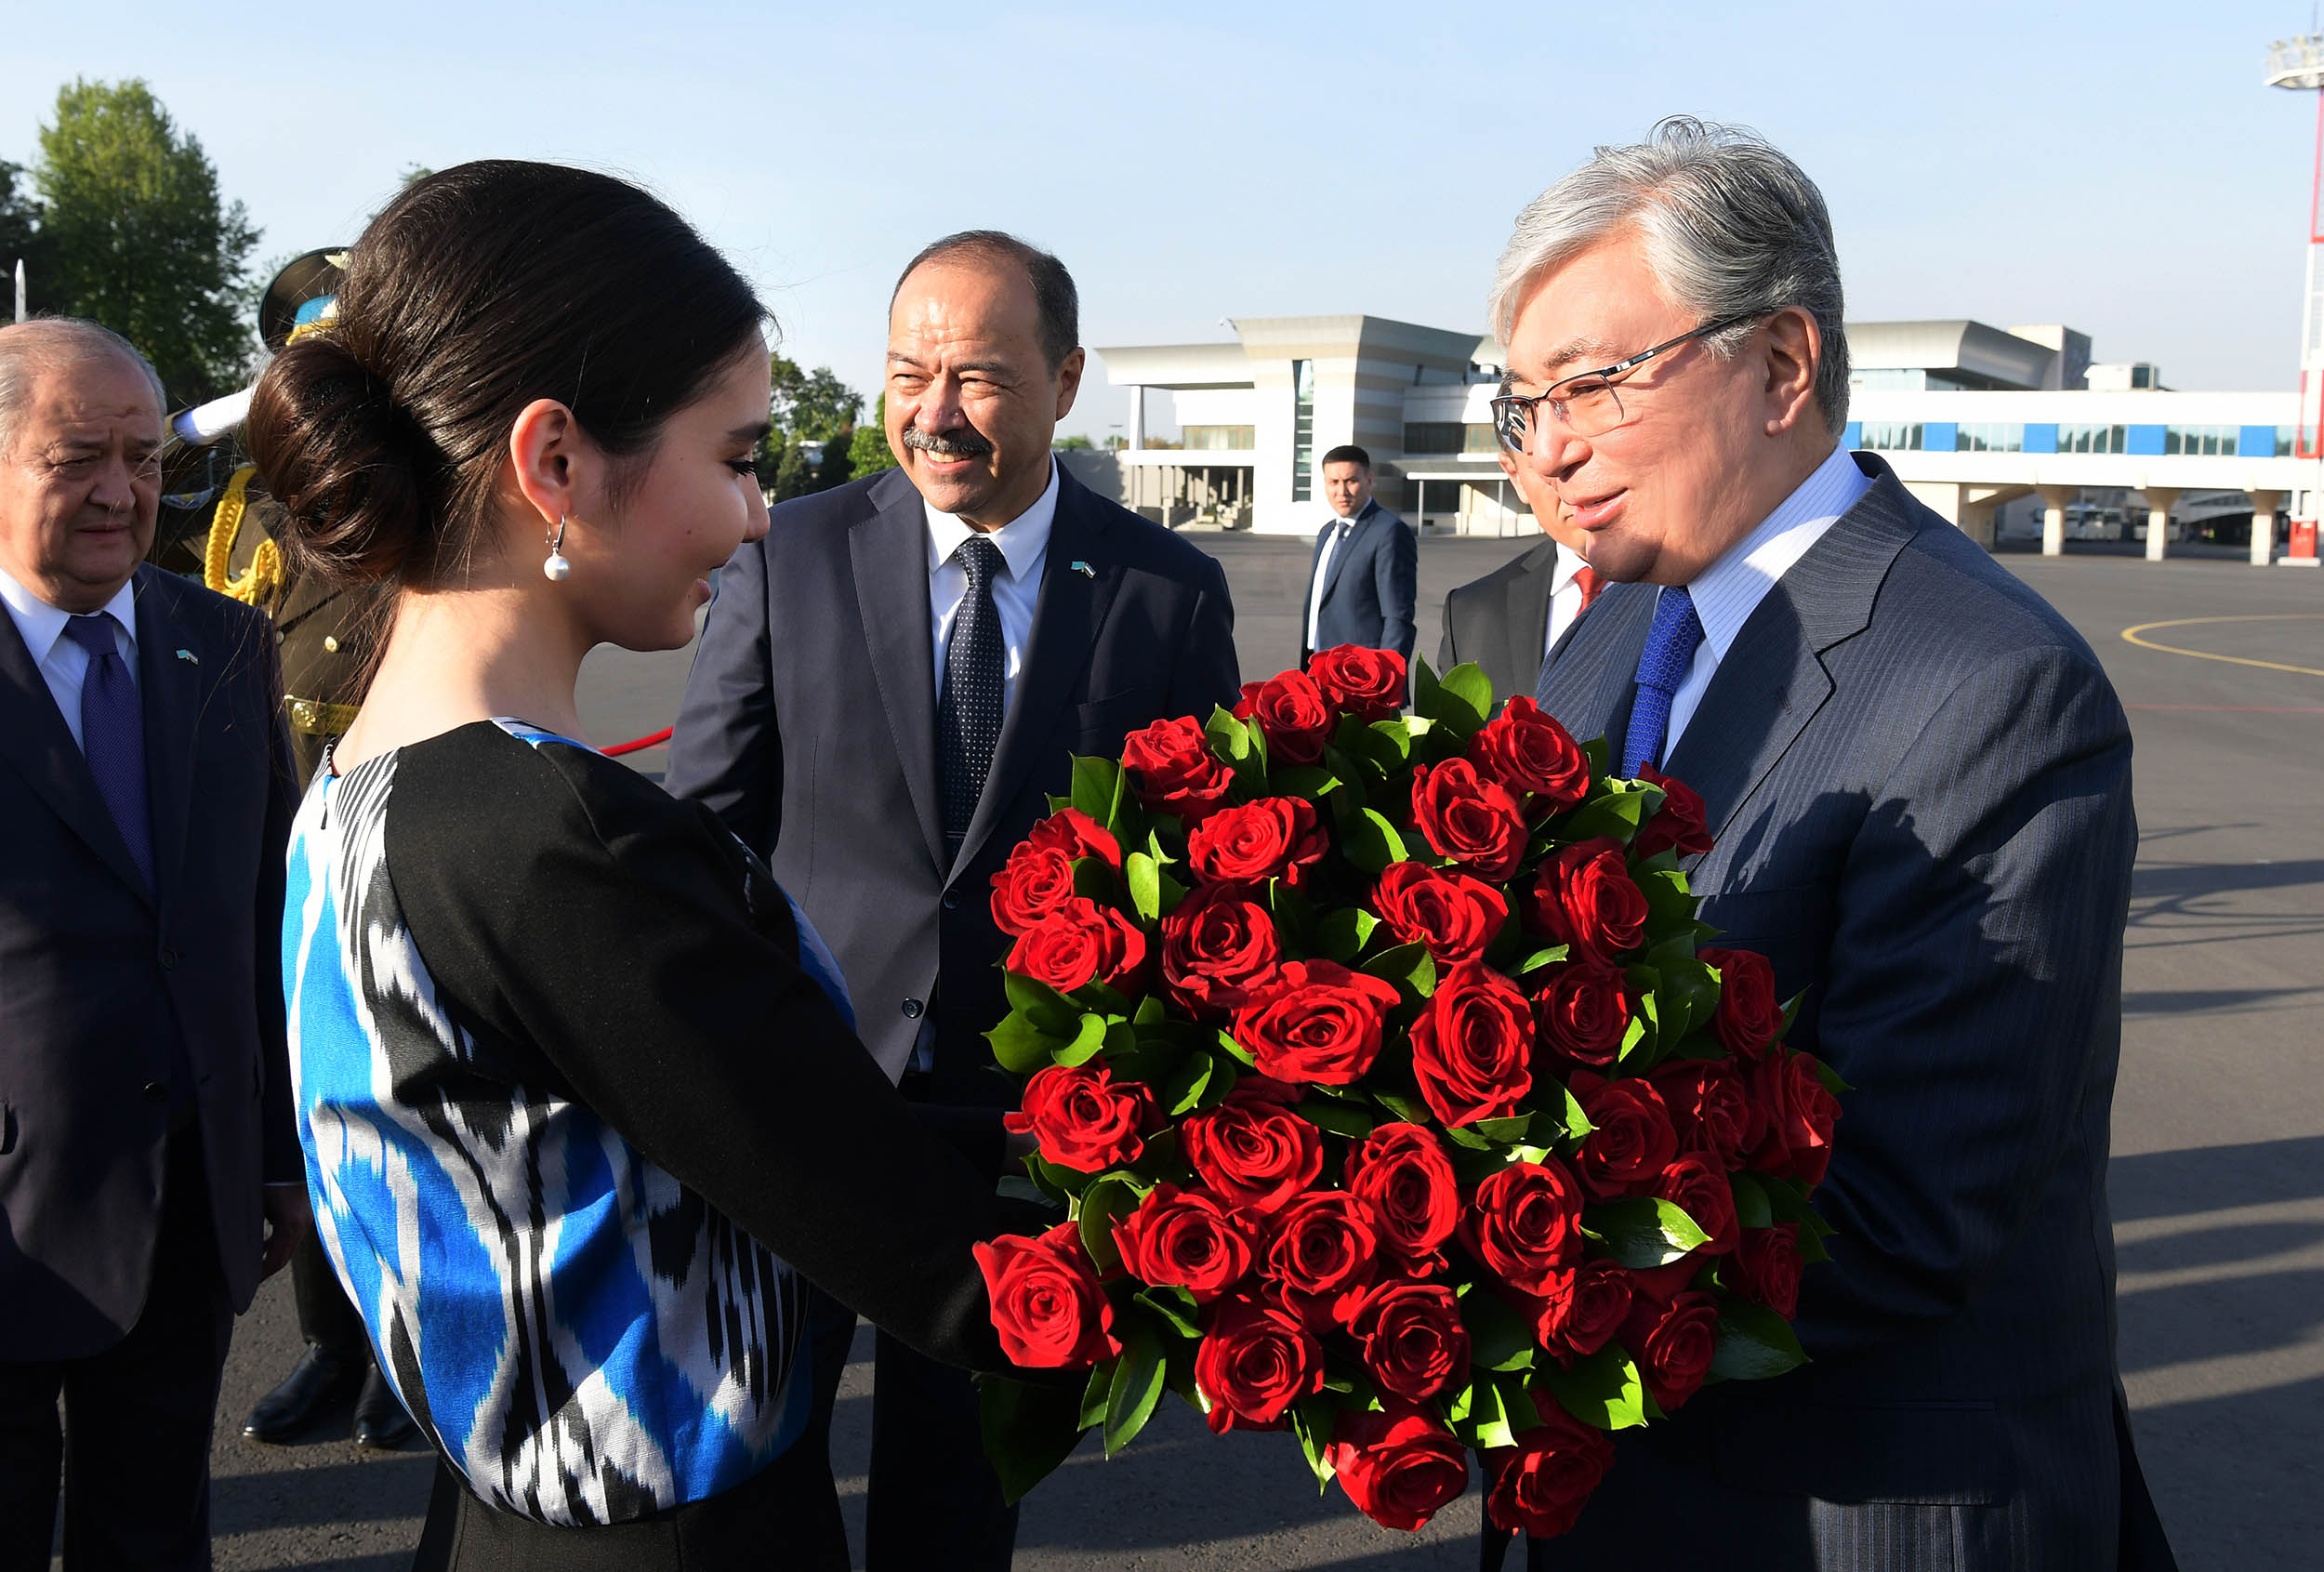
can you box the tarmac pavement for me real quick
[165,533,2317,1572]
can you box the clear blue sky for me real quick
[8,1,2319,437]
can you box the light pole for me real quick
[2265,35,2324,563]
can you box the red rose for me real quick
[1326,1403,1471,1532]
[1469,696,1591,812]
[1531,959,1633,1069]
[1111,1182,1260,1302]
[1024,806,1123,871]
[1408,759,1529,882]
[1007,896,1148,997]
[1632,765,1713,860]
[1182,1078,1323,1215]
[1003,1063,1156,1173]
[1525,1260,1633,1365]
[1230,960,1402,1086]
[1521,839,1648,962]
[1262,1190,1381,1329]
[973,1222,1120,1367]
[1122,715,1235,824]
[1648,1058,1762,1169]
[1460,1158,1584,1295]
[1702,946,1785,1054]
[1484,1396,1616,1539]
[988,842,1076,938]
[1348,1280,1470,1403]
[1655,1153,1739,1256]
[1728,1223,1804,1318]
[1343,1122,1460,1265]
[1186,797,1329,888]
[1195,1293,1323,1433]
[1408,961,1534,1128]
[1235,670,1334,766]
[1371,862,1509,967]
[1308,643,1407,721]
[1747,1046,1841,1189]
[1568,1071,1679,1200]
[1621,1288,1720,1411]
[1158,881,1280,1018]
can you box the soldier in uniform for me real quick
[151,252,413,1450]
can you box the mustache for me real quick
[902,425,995,458]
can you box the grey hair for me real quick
[1486,117,1851,435]
[0,317,169,456]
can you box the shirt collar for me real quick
[1328,499,1374,531]
[0,562,139,663]
[1551,540,1590,592]
[924,458,1061,582]
[1682,443,1869,662]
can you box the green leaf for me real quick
[1729,1171,1774,1232]
[1446,1374,1516,1450]
[1103,1324,1168,1458]
[1317,906,1379,964]
[1710,1299,1811,1382]
[1005,971,1082,1037]
[1440,662,1494,728]
[1078,1361,1114,1431]
[1159,1050,1216,1116]
[1585,1196,1711,1267]
[1077,1173,1145,1276]
[1126,852,1162,924]
[986,1012,1065,1076]
[979,1373,1089,1504]
[1288,1394,1340,1490]
[1071,756,1124,826]
[1653,955,1721,1047]
[1340,808,1408,875]
[1463,1289,1538,1374]
[1536,1345,1651,1431]
[1072,858,1115,903]
[1294,1097,1377,1140]
[1372,1089,1431,1125]
[1215,1026,1258,1068]
[1361,941,1435,998]
[1516,944,1572,974]
[1472,1112,1536,1144]
[1273,763,1339,799]
[1155,866,1188,919]
[1133,993,1166,1026]
[1545,1081,1594,1147]
[1133,1284,1203,1339]
[1409,654,1443,718]
[1027,1153,1093,1199]
[1558,782,1654,842]
[1054,1012,1111,1067]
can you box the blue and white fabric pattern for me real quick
[282,721,827,1526]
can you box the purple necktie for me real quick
[63,613,153,889]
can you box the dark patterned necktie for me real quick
[938,535,1006,850]
[1619,586,1705,778]
[64,613,153,889]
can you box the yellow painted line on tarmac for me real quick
[2119,614,2324,678]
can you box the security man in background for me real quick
[1300,443,1416,667]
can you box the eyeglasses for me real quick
[1489,312,1762,453]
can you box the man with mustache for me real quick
[1438,431,1603,704]
[667,231,1240,1570]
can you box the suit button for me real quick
[902,997,924,1019]
[942,892,959,911]
[142,1081,168,1104]
[159,947,179,970]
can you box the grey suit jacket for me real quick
[1528,456,2171,1571]
[665,465,1241,1116]
[1439,535,1556,705]
[0,564,300,1358]
[1304,500,1417,664]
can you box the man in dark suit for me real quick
[0,318,307,1568]
[1439,444,1600,702]
[1301,443,1415,666]
[666,231,1239,1571]
[1487,121,2172,1571]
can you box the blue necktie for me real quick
[1619,587,1705,779]
[64,613,154,889]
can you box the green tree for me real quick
[0,161,54,314]
[1052,433,1094,451]
[850,395,900,476]
[33,78,260,402]
[770,353,862,443]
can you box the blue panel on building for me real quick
[1922,422,1958,454]
[1842,420,1862,450]
[2240,425,2278,458]
[2126,425,2166,456]
[2023,423,2058,455]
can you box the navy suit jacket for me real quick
[0,564,299,1358]
[1528,457,2171,1571]
[1305,500,1416,663]
[666,465,1240,1117]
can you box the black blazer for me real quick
[1527,456,2170,1571]
[1305,500,1417,663]
[1438,535,1558,706]
[666,465,1240,1113]
[0,563,298,1358]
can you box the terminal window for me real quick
[1858,422,1923,451]
[1291,360,1314,502]
[1957,423,2024,453]
[1182,425,1255,451]
[2056,423,2128,455]
[2162,425,2237,456]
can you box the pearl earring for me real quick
[544,515,572,582]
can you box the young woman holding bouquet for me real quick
[249,162,1024,1571]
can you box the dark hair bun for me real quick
[246,330,437,587]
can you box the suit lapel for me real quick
[850,473,946,872]
[133,567,203,906]
[1319,505,1372,607]
[0,580,157,904]
[1538,580,1652,757]
[954,477,1121,878]
[1502,541,1557,703]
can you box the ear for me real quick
[1052,347,1087,421]
[506,398,589,538]
[1760,308,1821,437]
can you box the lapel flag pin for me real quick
[1070,560,1095,578]
[175,649,199,665]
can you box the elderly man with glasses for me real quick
[1495,120,2173,1572]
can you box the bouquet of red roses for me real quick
[972,646,1842,1539]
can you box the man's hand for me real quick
[260,1182,311,1278]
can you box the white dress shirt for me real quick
[1305,505,1366,649]
[1543,541,1594,660]
[926,458,1058,713]
[1662,443,1870,752]
[0,564,139,753]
